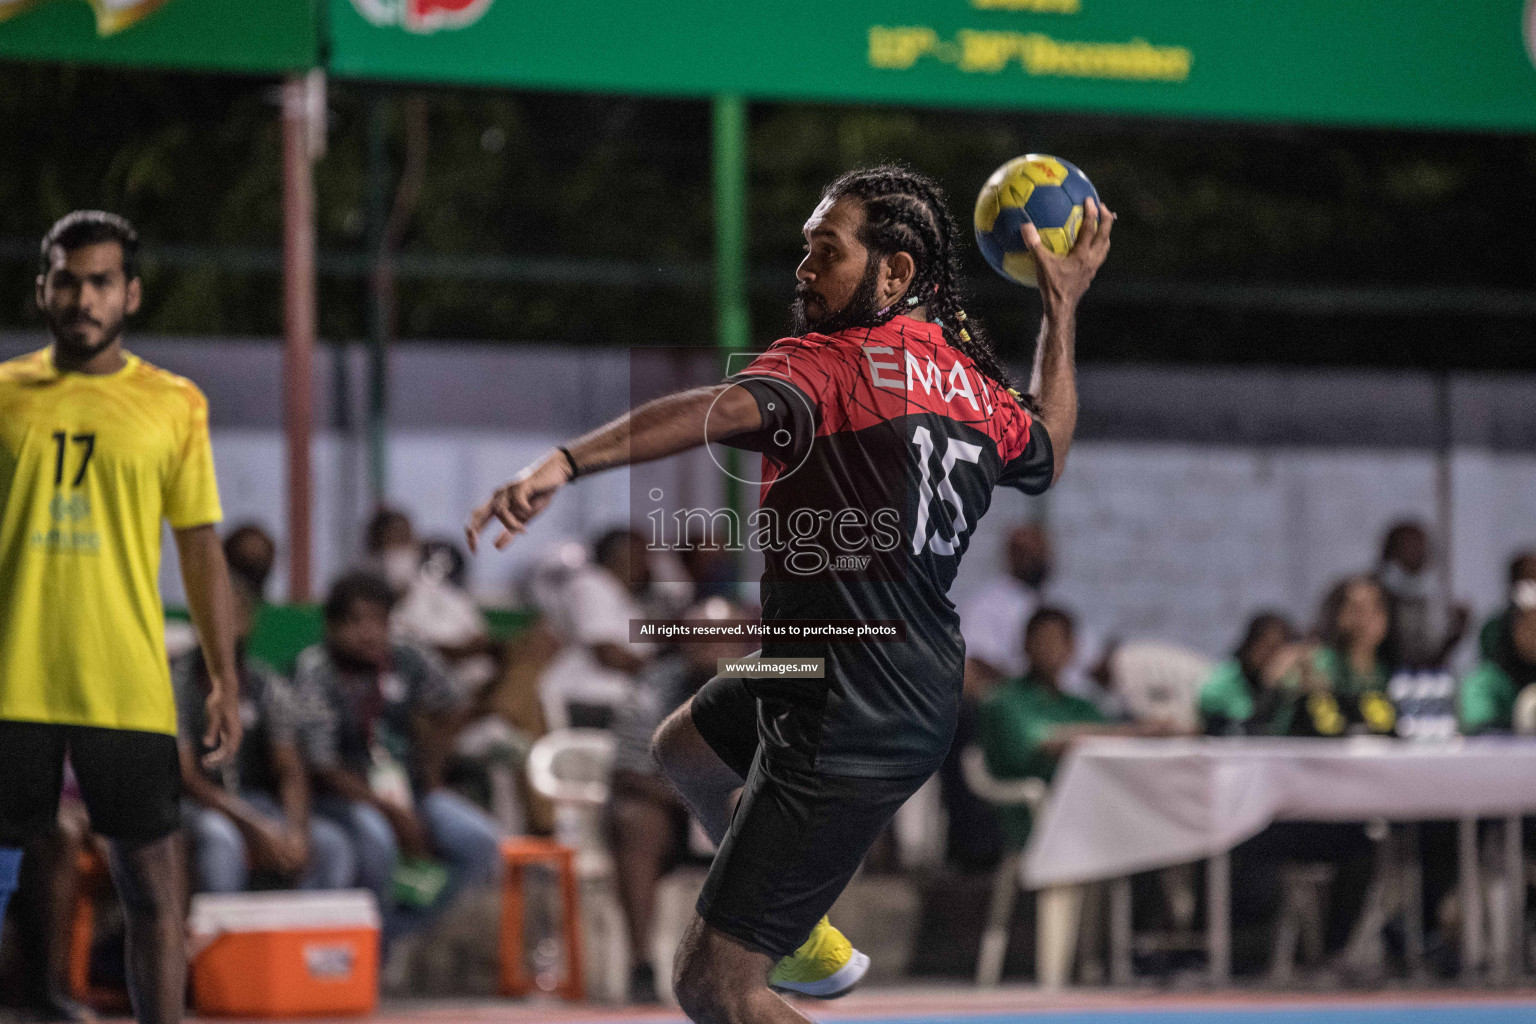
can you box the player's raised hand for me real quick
[1022,196,1114,315]
[465,449,573,553]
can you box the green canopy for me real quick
[326,0,1536,131]
[0,0,317,74]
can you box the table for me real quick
[1022,736,1536,984]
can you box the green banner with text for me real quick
[329,0,1536,131]
[0,0,317,74]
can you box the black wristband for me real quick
[557,445,581,481]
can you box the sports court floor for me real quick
[289,988,1536,1024]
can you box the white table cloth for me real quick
[1020,735,1536,984]
[1025,735,1536,889]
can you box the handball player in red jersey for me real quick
[469,166,1112,1023]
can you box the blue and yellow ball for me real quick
[974,154,1100,288]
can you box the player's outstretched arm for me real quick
[1022,196,1114,484]
[466,381,762,553]
[174,523,244,768]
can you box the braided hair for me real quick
[823,165,1020,398]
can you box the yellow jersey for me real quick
[0,347,223,735]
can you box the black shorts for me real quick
[0,720,182,846]
[689,674,928,958]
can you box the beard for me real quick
[45,307,126,362]
[791,255,884,337]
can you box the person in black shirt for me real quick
[467,166,1112,1024]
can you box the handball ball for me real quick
[974,154,1100,288]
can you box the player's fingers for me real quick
[508,484,542,522]
[1020,221,1046,254]
[203,719,235,769]
[464,502,493,553]
[491,500,526,543]
[1094,206,1116,251]
[1077,198,1102,248]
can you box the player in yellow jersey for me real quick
[0,212,242,1024]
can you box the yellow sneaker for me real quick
[769,917,870,999]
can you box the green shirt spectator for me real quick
[1275,576,1396,737]
[1199,612,1296,736]
[1461,596,1536,735]
[1281,645,1395,737]
[1459,661,1518,735]
[980,672,1104,847]
[1200,660,1277,735]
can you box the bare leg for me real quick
[20,811,96,1022]
[610,780,680,967]
[107,833,187,1024]
[672,915,809,1024]
[651,699,744,846]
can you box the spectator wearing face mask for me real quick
[391,538,498,699]
[1461,575,1536,735]
[1375,521,1470,671]
[1476,551,1536,663]
[364,507,422,598]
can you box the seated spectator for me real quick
[224,522,277,600]
[1477,550,1536,661]
[1460,577,1536,734]
[1280,575,1398,737]
[392,537,498,699]
[363,507,421,597]
[1199,612,1301,736]
[538,529,667,729]
[175,577,354,894]
[1375,521,1469,670]
[607,597,751,1003]
[979,608,1171,847]
[944,524,1054,870]
[296,573,501,940]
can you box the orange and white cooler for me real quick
[188,890,380,1017]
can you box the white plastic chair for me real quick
[1515,683,1536,735]
[524,728,624,999]
[1108,641,1212,732]
[526,728,616,876]
[959,746,1064,987]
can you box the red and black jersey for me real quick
[725,315,1054,778]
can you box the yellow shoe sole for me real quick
[769,949,870,999]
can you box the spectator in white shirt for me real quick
[539,529,691,729]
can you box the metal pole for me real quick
[712,94,749,564]
[365,92,390,502]
[1435,371,1455,644]
[1206,852,1231,984]
[281,73,319,602]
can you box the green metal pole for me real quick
[713,94,749,356]
[713,95,749,563]
[365,92,390,502]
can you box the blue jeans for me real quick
[183,792,356,893]
[314,789,501,940]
